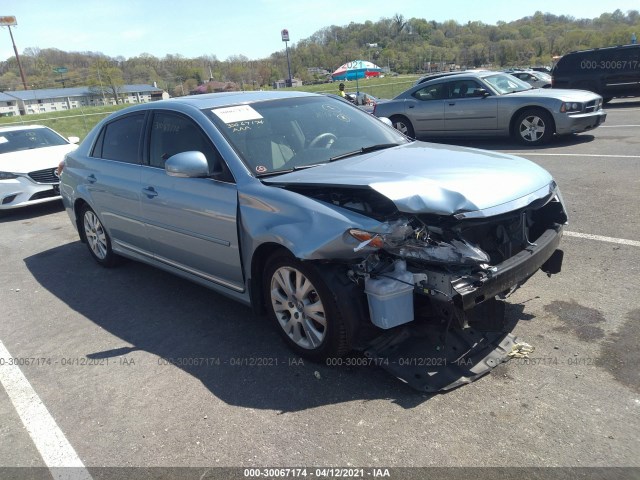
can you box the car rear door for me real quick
[84,113,147,253]
[405,83,445,135]
[443,79,498,134]
[140,110,244,291]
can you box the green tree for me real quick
[88,59,125,104]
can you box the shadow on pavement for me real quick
[0,201,64,223]
[24,242,530,411]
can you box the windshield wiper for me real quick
[256,163,321,178]
[329,143,400,162]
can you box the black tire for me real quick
[513,109,554,146]
[263,252,352,361]
[79,205,118,267]
[389,115,415,138]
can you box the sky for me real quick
[1,0,638,62]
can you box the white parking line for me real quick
[0,340,93,480]
[600,124,640,127]
[565,231,640,247]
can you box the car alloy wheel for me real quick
[80,205,118,267]
[264,252,352,361]
[270,265,327,350]
[84,209,107,260]
[515,109,553,145]
[390,115,415,138]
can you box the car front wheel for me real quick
[80,205,118,267]
[264,252,351,361]
[514,109,553,146]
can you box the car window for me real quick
[482,74,531,94]
[93,113,145,164]
[204,96,407,176]
[412,83,446,101]
[0,128,67,155]
[148,111,226,178]
[446,80,484,99]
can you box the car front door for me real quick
[140,110,244,291]
[443,79,498,134]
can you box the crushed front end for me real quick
[341,185,567,391]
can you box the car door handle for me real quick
[448,102,456,106]
[86,174,97,184]
[408,105,415,108]
[142,186,158,198]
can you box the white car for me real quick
[508,70,552,89]
[0,125,79,210]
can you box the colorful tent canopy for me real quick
[331,60,382,80]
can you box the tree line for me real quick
[0,9,638,99]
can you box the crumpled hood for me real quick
[0,144,77,174]
[264,142,554,215]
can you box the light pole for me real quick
[1,16,28,90]
[281,29,292,87]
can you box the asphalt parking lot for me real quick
[0,99,639,480]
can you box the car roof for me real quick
[415,69,493,84]
[415,71,469,84]
[102,90,322,118]
[166,90,317,110]
[0,125,49,133]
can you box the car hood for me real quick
[509,88,600,101]
[263,142,554,216]
[0,144,77,174]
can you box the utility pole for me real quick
[1,16,28,90]
[281,29,292,87]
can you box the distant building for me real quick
[0,92,20,117]
[273,78,303,89]
[2,84,168,116]
[307,67,330,76]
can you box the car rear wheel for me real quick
[80,205,118,267]
[389,115,415,138]
[264,252,350,361]
[514,109,553,146]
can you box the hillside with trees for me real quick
[1,9,638,97]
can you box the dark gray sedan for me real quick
[59,91,567,389]
[373,71,606,145]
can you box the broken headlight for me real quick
[348,219,490,266]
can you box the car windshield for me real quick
[0,128,68,155]
[483,73,533,94]
[204,96,408,176]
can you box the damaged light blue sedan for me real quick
[59,91,567,391]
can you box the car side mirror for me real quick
[379,117,393,127]
[68,136,80,144]
[165,151,211,178]
[476,88,490,97]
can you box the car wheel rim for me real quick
[84,211,107,260]
[394,122,408,135]
[519,115,545,142]
[270,266,327,350]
